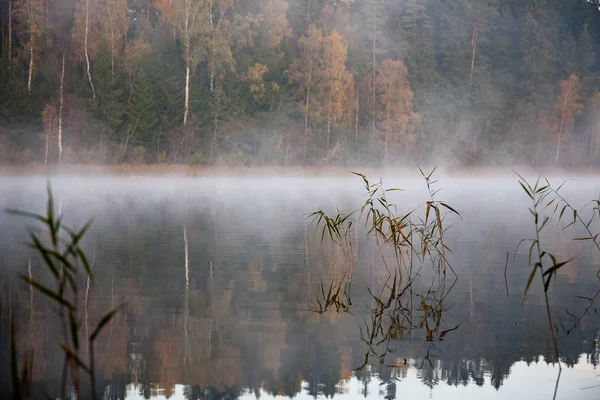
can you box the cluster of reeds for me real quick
[308,168,462,368]
[6,182,122,400]
[516,174,600,368]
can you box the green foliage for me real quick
[128,67,158,149]
[89,43,126,141]
[0,60,29,117]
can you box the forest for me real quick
[0,0,600,167]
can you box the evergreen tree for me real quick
[89,43,125,143]
[128,66,158,150]
[397,0,437,90]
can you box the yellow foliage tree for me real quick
[287,24,324,160]
[376,59,418,164]
[318,30,355,148]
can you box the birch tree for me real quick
[15,0,45,93]
[58,50,65,162]
[42,103,57,164]
[318,30,355,148]
[287,24,323,161]
[157,0,207,126]
[205,0,234,93]
[73,0,99,98]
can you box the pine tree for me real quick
[91,43,124,132]
[398,0,437,90]
[519,2,562,113]
[129,67,158,149]
[577,23,596,98]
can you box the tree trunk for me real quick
[183,224,189,290]
[384,96,390,165]
[110,27,115,73]
[555,93,569,167]
[44,120,51,165]
[184,66,190,125]
[470,24,478,85]
[58,51,65,162]
[8,0,12,61]
[27,42,34,93]
[84,0,96,98]
[303,51,314,162]
[211,110,219,162]
[326,92,332,150]
[45,0,50,46]
[355,90,359,143]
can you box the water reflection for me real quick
[0,175,599,399]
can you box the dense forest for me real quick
[0,0,600,167]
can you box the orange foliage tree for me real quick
[376,59,418,164]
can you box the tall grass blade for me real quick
[90,304,124,341]
[19,275,75,310]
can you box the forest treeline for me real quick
[0,0,600,167]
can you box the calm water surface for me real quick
[1,173,599,399]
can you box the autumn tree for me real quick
[553,73,583,166]
[376,59,418,164]
[14,0,45,93]
[247,0,292,65]
[317,30,355,148]
[205,0,235,93]
[247,62,269,103]
[256,0,292,52]
[287,24,323,161]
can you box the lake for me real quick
[1,171,599,400]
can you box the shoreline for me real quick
[0,164,596,179]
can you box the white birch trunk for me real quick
[184,66,190,126]
[27,43,33,93]
[58,51,65,162]
[184,224,189,290]
[44,120,50,165]
[84,0,96,98]
[303,50,314,162]
[555,93,569,167]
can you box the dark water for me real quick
[1,173,600,400]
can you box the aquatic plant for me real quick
[308,167,462,368]
[515,174,568,367]
[516,173,600,369]
[6,182,122,400]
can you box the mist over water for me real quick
[1,172,599,399]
